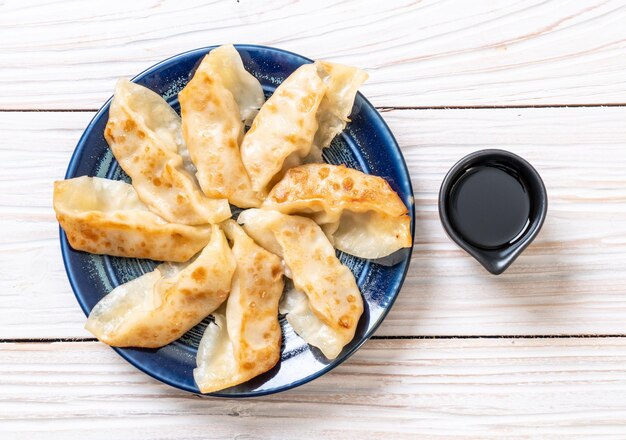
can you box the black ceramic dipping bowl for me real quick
[439,149,547,275]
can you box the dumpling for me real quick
[237,209,363,359]
[194,220,284,393]
[105,78,230,225]
[179,45,264,208]
[195,44,265,126]
[240,61,368,195]
[279,282,346,361]
[262,163,412,259]
[307,61,369,162]
[54,176,212,262]
[240,64,325,195]
[85,224,235,348]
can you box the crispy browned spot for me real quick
[228,139,237,149]
[153,177,162,187]
[137,130,146,139]
[318,167,330,179]
[136,327,151,340]
[104,125,114,141]
[82,228,98,242]
[124,119,136,131]
[342,177,354,191]
[271,264,281,278]
[338,315,352,329]
[347,294,356,303]
[191,267,207,283]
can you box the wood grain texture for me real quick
[386,106,626,336]
[2,339,626,439]
[2,0,626,109]
[3,2,626,435]
[1,107,625,338]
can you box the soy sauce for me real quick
[447,165,530,249]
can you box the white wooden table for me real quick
[2,1,626,438]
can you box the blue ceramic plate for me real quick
[61,45,415,397]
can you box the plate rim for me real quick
[60,44,415,397]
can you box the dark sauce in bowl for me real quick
[448,165,530,250]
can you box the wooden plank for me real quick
[2,338,626,438]
[0,112,93,339]
[384,106,626,336]
[2,0,626,109]
[1,107,626,338]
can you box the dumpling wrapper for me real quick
[240,61,368,195]
[240,64,325,196]
[105,78,230,225]
[85,224,235,348]
[54,176,212,262]
[263,163,412,259]
[194,220,284,393]
[238,209,363,359]
[307,61,369,162]
[279,282,345,361]
[192,44,264,126]
[179,45,263,208]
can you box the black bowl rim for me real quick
[438,148,547,275]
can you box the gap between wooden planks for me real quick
[1,106,625,339]
[3,103,626,113]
